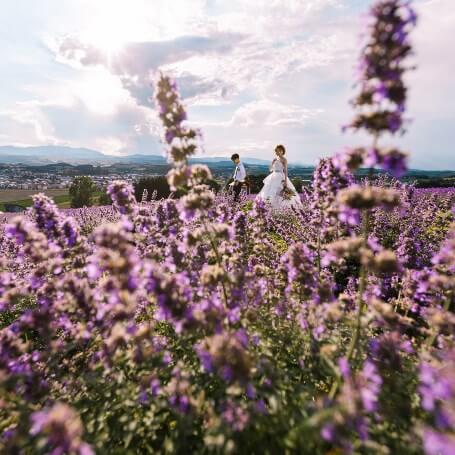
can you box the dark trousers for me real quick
[233,181,243,201]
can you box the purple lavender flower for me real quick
[419,353,455,430]
[423,430,455,455]
[107,180,138,217]
[154,73,203,191]
[30,403,93,455]
[197,330,251,384]
[221,399,250,432]
[348,0,417,137]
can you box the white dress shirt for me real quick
[234,162,246,182]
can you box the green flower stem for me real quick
[426,291,453,348]
[202,219,230,308]
[328,209,370,400]
[346,210,370,363]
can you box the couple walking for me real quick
[230,145,302,210]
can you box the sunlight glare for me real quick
[81,1,160,57]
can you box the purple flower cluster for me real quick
[322,358,382,448]
[348,0,417,136]
[338,0,417,179]
[419,348,455,455]
[30,403,93,455]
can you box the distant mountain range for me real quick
[0,146,107,164]
[1,145,454,175]
[0,145,274,166]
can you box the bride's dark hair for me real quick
[275,145,286,155]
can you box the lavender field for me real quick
[1,1,455,454]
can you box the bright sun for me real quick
[81,0,200,56]
[82,1,158,57]
[61,0,203,116]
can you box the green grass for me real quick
[0,191,109,211]
[268,231,288,254]
[0,194,71,211]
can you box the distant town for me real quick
[1,158,455,193]
[0,163,148,191]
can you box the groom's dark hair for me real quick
[231,153,240,161]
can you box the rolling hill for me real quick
[0,145,276,166]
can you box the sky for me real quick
[0,0,454,169]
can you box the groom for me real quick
[230,153,247,202]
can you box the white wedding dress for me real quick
[257,159,302,210]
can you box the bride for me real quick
[257,145,302,210]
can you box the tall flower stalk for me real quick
[330,0,417,396]
[154,73,231,307]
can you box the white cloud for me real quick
[230,99,323,127]
[0,110,58,146]
[0,97,161,157]
[53,32,246,108]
